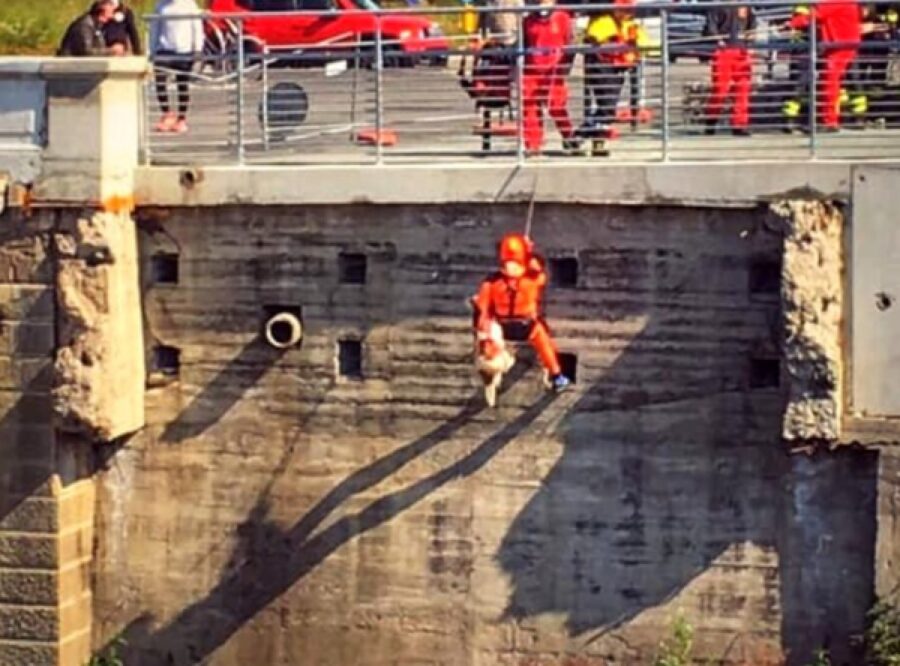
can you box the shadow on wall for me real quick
[0,250,55,521]
[160,337,288,444]
[495,317,878,664]
[116,363,554,666]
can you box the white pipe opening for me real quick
[264,312,303,349]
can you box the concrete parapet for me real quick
[0,57,147,205]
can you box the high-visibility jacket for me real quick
[585,14,648,66]
[474,258,547,330]
[523,9,573,73]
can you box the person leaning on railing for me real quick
[703,3,756,136]
[781,4,812,131]
[846,3,898,125]
[578,0,647,141]
[58,0,126,56]
[150,0,205,135]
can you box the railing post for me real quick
[375,16,384,166]
[262,45,270,152]
[660,8,670,162]
[516,12,525,164]
[808,13,818,159]
[236,18,246,165]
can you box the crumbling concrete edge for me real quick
[775,200,844,443]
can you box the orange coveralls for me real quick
[473,257,562,376]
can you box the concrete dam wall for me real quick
[83,203,874,665]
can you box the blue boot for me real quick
[551,374,572,393]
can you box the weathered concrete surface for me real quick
[847,166,900,439]
[90,203,877,666]
[775,201,844,442]
[134,162,854,208]
[53,211,145,441]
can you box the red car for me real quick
[206,0,450,66]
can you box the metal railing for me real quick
[143,0,900,165]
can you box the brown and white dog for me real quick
[475,319,516,407]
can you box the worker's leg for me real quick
[583,56,601,131]
[706,47,735,123]
[821,49,856,127]
[522,73,544,151]
[175,61,192,121]
[731,48,752,128]
[548,75,575,141]
[529,320,562,377]
[595,65,626,128]
[155,67,171,115]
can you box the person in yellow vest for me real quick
[847,3,898,125]
[781,5,812,132]
[579,0,648,139]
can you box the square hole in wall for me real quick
[749,357,780,389]
[748,257,781,295]
[151,252,180,285]
[558,352,578,384]
[152,345,181,377]
[338,339,363,379]
[550,257,579,288]
[339,253,367,284]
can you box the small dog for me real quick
[475,319,516,407]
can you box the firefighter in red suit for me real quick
[789,0,861,129]
[522,0,580,154]
[473,233,571,392]
[704,5,756,135]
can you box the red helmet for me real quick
[498,233,532,265]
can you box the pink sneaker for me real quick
[172,119,189,134]
[154,113,177,132]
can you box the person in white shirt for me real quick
[150,0,205,133]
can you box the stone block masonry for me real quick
[90,203,877,666]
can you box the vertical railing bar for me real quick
[236,18,246,165]
[660,8,670,162]
[808,13,818,159]
[516,12,525,164]
[262,45,270,152]
[375,16,384,166]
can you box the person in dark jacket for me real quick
[704,5,757,135]
[103,0,143,55]
[58,0,123,56]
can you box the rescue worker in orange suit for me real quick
[473,233,571,392]
[704,4,756,136]
[521,0,581,155]
[580,0,648,140]
[788,0,861,130]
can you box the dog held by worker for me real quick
[475,318,516,407]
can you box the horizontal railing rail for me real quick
[142,0,900,165]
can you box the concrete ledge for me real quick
[135,162,856,208]
[0,57,148,79]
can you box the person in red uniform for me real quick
[789,0,861,129]
[704,4,756,135]
[521,0,580,155]
[473,233,571,392]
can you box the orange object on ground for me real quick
[354,129,398,146]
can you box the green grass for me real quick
[0,0,156,55]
